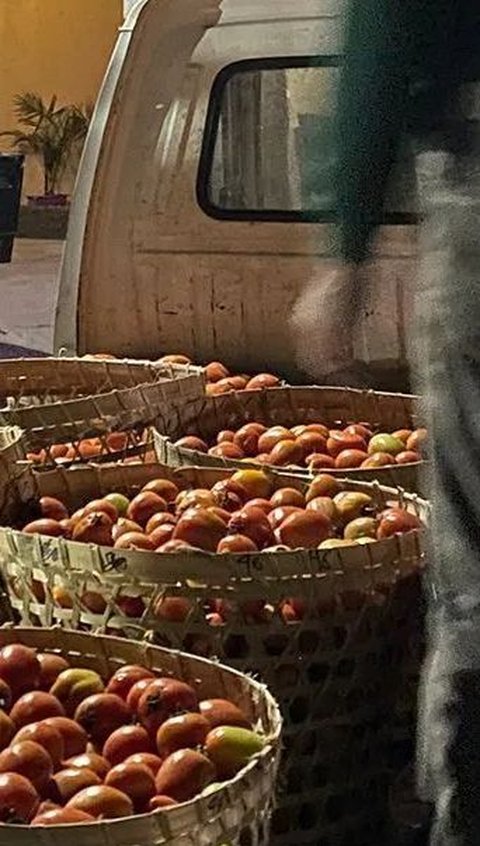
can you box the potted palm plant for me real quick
[0,92,91,206]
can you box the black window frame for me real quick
[196,55,417,225]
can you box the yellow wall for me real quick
[0,0,122,197]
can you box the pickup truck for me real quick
[55,0,417,389]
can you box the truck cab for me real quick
[55,0,416,388]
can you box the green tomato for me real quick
[207,727,266,776]
[105,492,130,516]
[368,433,404,456]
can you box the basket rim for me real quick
[235,384,421,402]
[0,355,204,377]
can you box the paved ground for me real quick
[0,239,63,357]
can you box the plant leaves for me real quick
[2,92,91,193]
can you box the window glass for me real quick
[199,59,417,222]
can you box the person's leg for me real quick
[421,642,480,846]
[414,118,480,845]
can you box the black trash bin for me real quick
[0,154,24,263]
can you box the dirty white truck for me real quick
[55,0,416,388]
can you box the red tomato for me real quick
[137,679,198,735]
[326,430,367,457]
[0,645,40,698]
[107,665,154,700]
[50,766,101,803]
[217,534,258,553]
[10,691,65,729]
[0,740,53,793]
[13,722,64,770]
[44,717,88,758]
[377,508,422,539]
[105,762,156,813]
[37,654,70,691]
[199,699,251,730]
[0,772,39,823]
[277,510,331,549]
[306,453,336,470]
[32,806,94,825]
[155,749,215,803]
[156,713,209,757]
[64,752,111,780]
[270,488,306,509]
[103,725,152,766]
[66,785,133,819]
[74,694,130,746]
[334,449,369,469]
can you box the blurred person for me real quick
[292,2,480,844]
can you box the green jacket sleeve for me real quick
[335,0,413,264]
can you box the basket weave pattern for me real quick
[154,386,423,491]
[0,626,281,846]
[0,357,205,451]
[0,427,26,481]
[0,427,27,553]
[0,463,426,845]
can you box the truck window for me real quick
[197,57,417,223]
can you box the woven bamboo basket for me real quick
[153,386,425,493]
[0,462,427,845]
[0,426,27,544]
[0,626,281,846]
[0,428,27,622]
[0,357,204,457]
[0,427,26,487]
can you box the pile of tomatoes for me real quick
[87,352,282,396]
[15,469,423,626]
[25,431,153,467]
[24,354,282,467]
[21,469,422,555]
[0,643,265,826]
[158,355,281,396]
[174,423,427,471]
